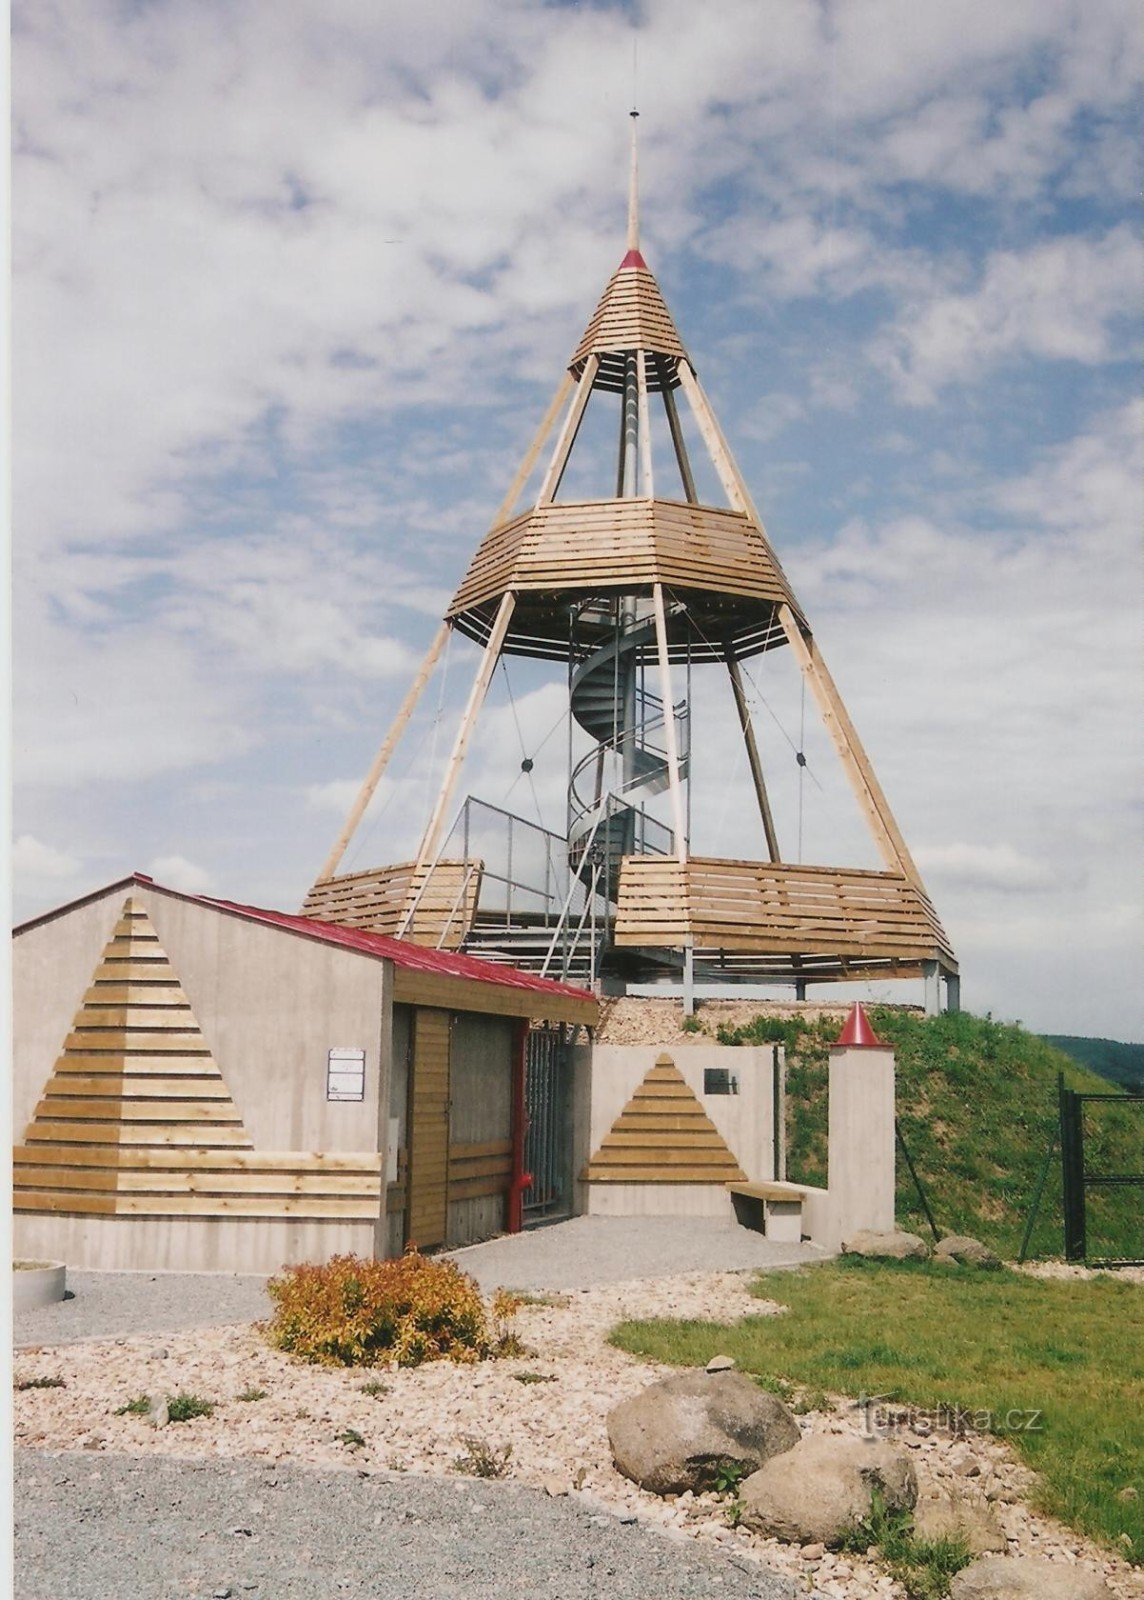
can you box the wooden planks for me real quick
[448,499,802,627]
[407,1008,451,1248]
[613,856,956,971]
[568,264,688,386]
[447,1138,512,1202]
[582,1055,746,1185]
[303,859,482,948]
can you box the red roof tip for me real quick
[619,248,647,269]
[834,1002,885,1049]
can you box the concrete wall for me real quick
[572,1043,779,1220]
[146,890,390,1156]
[12,887,124,1138]
[13,883,392,1275]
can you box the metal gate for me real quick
[1059,1075,1144,1267]
[523,1028,570,1225]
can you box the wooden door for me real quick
[407,1008,451,1249]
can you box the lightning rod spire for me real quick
[627,109,640,253]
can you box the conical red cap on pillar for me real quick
[833,1002,885,1049]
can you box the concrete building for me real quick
[12,874,596,1274]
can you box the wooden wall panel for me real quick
[407,1008,451,1249]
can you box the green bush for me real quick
[265,1250,492,1368]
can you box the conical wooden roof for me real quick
[569,249,688,391]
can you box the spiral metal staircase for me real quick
[567,608,687,901]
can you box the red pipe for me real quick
[508,1019,531,1233]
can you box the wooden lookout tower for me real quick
[305,121,958,1013]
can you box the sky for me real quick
[11,0,1143,1039]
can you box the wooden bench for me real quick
[727,1180,808,1244]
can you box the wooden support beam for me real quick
[315,621,451,884]
[777,604,921,885]
[535,355,599,506]
[724,648,781,863]
[492,373,574,526]
[659,361,697,503]
[413,592,517,871]
[675,361,758,521]
[652,583,688,865]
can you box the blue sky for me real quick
[12,0,1143,1038]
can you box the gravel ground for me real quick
[447,1216,829,1292]
[15,1270,272,1348]
[15,1451,809,1600]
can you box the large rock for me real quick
[607,1370,799,1495]
[934,1235,1002,1269]
[842,1229,930,1261]
[739,1433,917,1547]
[949,1555,1114,1599]
[913,1488,1007,1554]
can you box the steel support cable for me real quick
[669,594,822,793]
[498,658,546,829]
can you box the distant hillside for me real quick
[710,1008,1142,1261]
[1043,1034,1144,1093]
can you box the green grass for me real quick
[711,1008,1143,1260]
[610,1259,1143,1565]
[167,1393,215,1422]
[838,1491,971,1599]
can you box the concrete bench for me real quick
[727,1181,809,1244]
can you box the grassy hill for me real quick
[1043,1034,1144,1093]
[711,1008,1142,1261]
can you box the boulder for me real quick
[739,1433,917,1547]
[934,1236,1002,1269]
[949,1555,1114,1599]
[842,1229,930,1262]
[607,1369,799,1496]
[913,1488,1007,1554]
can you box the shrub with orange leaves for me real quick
[265,1250,492,1368]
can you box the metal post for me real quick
[682,946,695,1017]
[1059,1075,1086,1261]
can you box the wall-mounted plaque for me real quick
[326,1047,366,1102]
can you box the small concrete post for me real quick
[922,960,942,1016]
[828,1003,896,1247]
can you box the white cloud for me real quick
[913,842,1059,894]
[147,854,216,895]
[12,834,80,880]
[874,228,1141,402]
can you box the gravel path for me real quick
[15,1270,271,1348]
[447,1216,829,1292]
[15,1450,808,1600]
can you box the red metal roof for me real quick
[202,894,595,1003]
[619,247,648,269]
[833,1002,886,1049]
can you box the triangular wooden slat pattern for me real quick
[22,897,254,1155]
[582,1053,746,1184]
[13,896,383,1222]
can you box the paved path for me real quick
[16,1451,808,1600]
[15,1270,272,1348]
[447,1215,829,1292]
[16,1219,828,1347]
